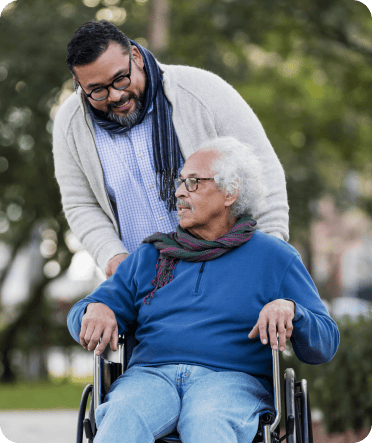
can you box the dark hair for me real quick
[66,20,131,74]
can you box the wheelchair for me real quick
[77,328,313,443]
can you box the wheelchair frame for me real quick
[77,334,313,443]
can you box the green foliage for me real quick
[0,0,372,390]
[281,316,372,433]
[1,0,371,271]
[0,0,152,382]
[166,0,372,240]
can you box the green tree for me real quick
[0,0,148,381]
[0,0,371,387]
[166,0,372,242]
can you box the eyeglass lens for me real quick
[91,76,131,100]
[175,178,198,191]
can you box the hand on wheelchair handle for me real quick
[248,299,295,352]
[80,302,119,355]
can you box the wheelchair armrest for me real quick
[93,332,135,410]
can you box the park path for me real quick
[0,410,370,443]
[0,410,78,443]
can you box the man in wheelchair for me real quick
[68,136,339,443]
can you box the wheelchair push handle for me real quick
[270,336,281,432]
[94,347,101,412]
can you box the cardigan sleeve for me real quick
[206,76,289,241]
[52,95,127,272]
[162,65,289,241]
[279,255,340,364]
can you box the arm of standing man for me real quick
[207,77,289,241]
[162,65,289,241]
[53,93,127,274]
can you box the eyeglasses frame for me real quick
[77,55,132,102]
[175,177,215,192]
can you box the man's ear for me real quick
[224,190,239,208]
[131,46,144,69]
[73,77,79,92]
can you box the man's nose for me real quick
[107,87,126,102]
[175,181,189,198]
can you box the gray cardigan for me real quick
[53,64,289,272]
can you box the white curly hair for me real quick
[199,137,267,218]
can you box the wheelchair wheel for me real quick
[77,384,96,443]
[285,368,302,443]
[284,369,313,443]
[299,380,313,443]
[77,384,93,443]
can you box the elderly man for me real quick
[53,20,289,278]
[68,137,339,443]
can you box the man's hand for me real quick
[248,300,295,351]
[80,303,118,355]
[105,253,128,279]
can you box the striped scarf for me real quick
[142,216,257,304]
[89,41,182,212]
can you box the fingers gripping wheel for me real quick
[284,369,313,443]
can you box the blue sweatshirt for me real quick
[68,231,339,389]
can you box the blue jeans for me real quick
[95,364,274,443]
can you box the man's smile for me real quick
[111,97,133,112]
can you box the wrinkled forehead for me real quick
[180,149,219,178]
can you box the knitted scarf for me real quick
[89,41,182,212]
[142,216,257,304]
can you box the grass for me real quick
[0,377,93,410]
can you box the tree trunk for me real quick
[0,224,33,305]
[148,0,170,54]
[0,275,49,382]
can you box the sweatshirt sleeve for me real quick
[67,250,139,344]
[279,254,340,364]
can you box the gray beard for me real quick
[107,101,143,127]
[107,92,145,128]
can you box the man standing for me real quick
[67,137,339,443]
[53,20,289,278]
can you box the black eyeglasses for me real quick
[175,177,215,192]
[79,56,132,101]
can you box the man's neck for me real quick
[187,217,237,241]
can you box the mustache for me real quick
[176,199,194,211]
[107,92,137,111]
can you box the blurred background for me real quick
[0,0,371,441]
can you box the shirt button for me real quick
[139,153,144,157]
[160,216,164,220]
[150,185,154,189]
